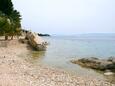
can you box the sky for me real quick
[12,0,115,35]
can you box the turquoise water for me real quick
[30,34,115,83]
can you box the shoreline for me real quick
[0,39,114,86]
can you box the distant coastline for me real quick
[22,29,50,37]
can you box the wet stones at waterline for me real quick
[71,57,115,71]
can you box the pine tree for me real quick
[0,0,13,15]
[0,0,21,40]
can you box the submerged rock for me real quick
[71,57,115,71]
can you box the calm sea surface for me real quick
[29,34,115,83]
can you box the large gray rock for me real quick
[26,32,47,51]
[71,57,115,71]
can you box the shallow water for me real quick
[30,34,115,84]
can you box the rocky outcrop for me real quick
[26,32,47,51]
[71,57,115,71]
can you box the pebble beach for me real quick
[0,39,114,86]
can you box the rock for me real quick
[104,72,114,75]
[108,57,115,63]
[104,70,114,75]
[26,32,47,51]
[71,57,115,71]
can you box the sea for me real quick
[29,33,115,83]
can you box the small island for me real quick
[38,33,50,37]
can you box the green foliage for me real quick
[0,15,11,35]
[0,0,22,39]
[10,10,21,28]
[0,0,13,15]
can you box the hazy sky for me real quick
[12,0,115,35]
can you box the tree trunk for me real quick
[11,36,13,40]
[17,36,20,39]
[5,35,8,40]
